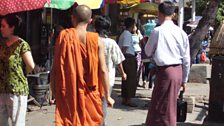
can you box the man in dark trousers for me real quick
[118,17,138,107]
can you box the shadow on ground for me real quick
[194,104,208,122]
[112,82,152,111]
[127,122,203,126]
[112,77,210,126]
[177,122,202,126]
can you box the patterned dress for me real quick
[0,39,31,96]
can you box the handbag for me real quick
[177,90,187,122]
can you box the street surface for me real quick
[26,77,212,126]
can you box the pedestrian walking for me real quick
[0,14,35,126]
[118,17,138,107]
[144,1,191,126]
[94,15,127,126]
[50,5,114,126]
[141,36,151,88]
[132,25,143,87]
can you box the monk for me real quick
[50,5,114,126]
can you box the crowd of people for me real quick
[0,1,191,126]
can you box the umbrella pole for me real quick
[48,8,53,70]
[50,8,53,29]
[178,0,184,29]
[26,12,30,42]
[192,0,196,22]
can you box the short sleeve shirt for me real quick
[0,38,31,95]
[118,30,135,56]
[102,37,125,86]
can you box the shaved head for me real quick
[72,5,92,23]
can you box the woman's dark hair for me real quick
[94,15,111,37]
[2,14,22,36]
[124,17,135,29]
[51,25,64,46]
[159,1,175,16]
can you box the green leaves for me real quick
[215,2,224,26]
[196,0,224,28]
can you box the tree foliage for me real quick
[196,0,224,28]
[195,0,209,15]
[215,1,224,27]
[189,0,221,62]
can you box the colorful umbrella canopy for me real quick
[129,3,158,15]
[106,0,144,4]
[45,0,104,10]
[0,0,103,16]
[44,0,75,10]
[76,0,104,9]
[0,0,49,16]
[117,0,144,4]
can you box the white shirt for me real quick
[101,37,125,87]
[132,31,143,52]
[145,20,190,83]
[118,30,135,56]
[132,35,142,52]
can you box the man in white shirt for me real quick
[144,1,190,126]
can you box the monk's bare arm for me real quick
[98,38,115,107]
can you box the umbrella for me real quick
[117,0,144,4]
[0,0,103,16]
[106,0,144,4]
[129,2,158,15]
[44,0,75,10]
[76,0,104,9]
[0,0,49,16]
[45,0,104,10]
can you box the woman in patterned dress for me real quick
[0,14,35,126]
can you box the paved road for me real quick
[26,77,213,126]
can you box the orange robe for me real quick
[51,28,104,126]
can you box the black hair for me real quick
[94,15,111,37]
[51,25,64,46]
[2,14,22,36]
[159,1,175,16]
[138,12,144,18]
[124,17,135,29]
